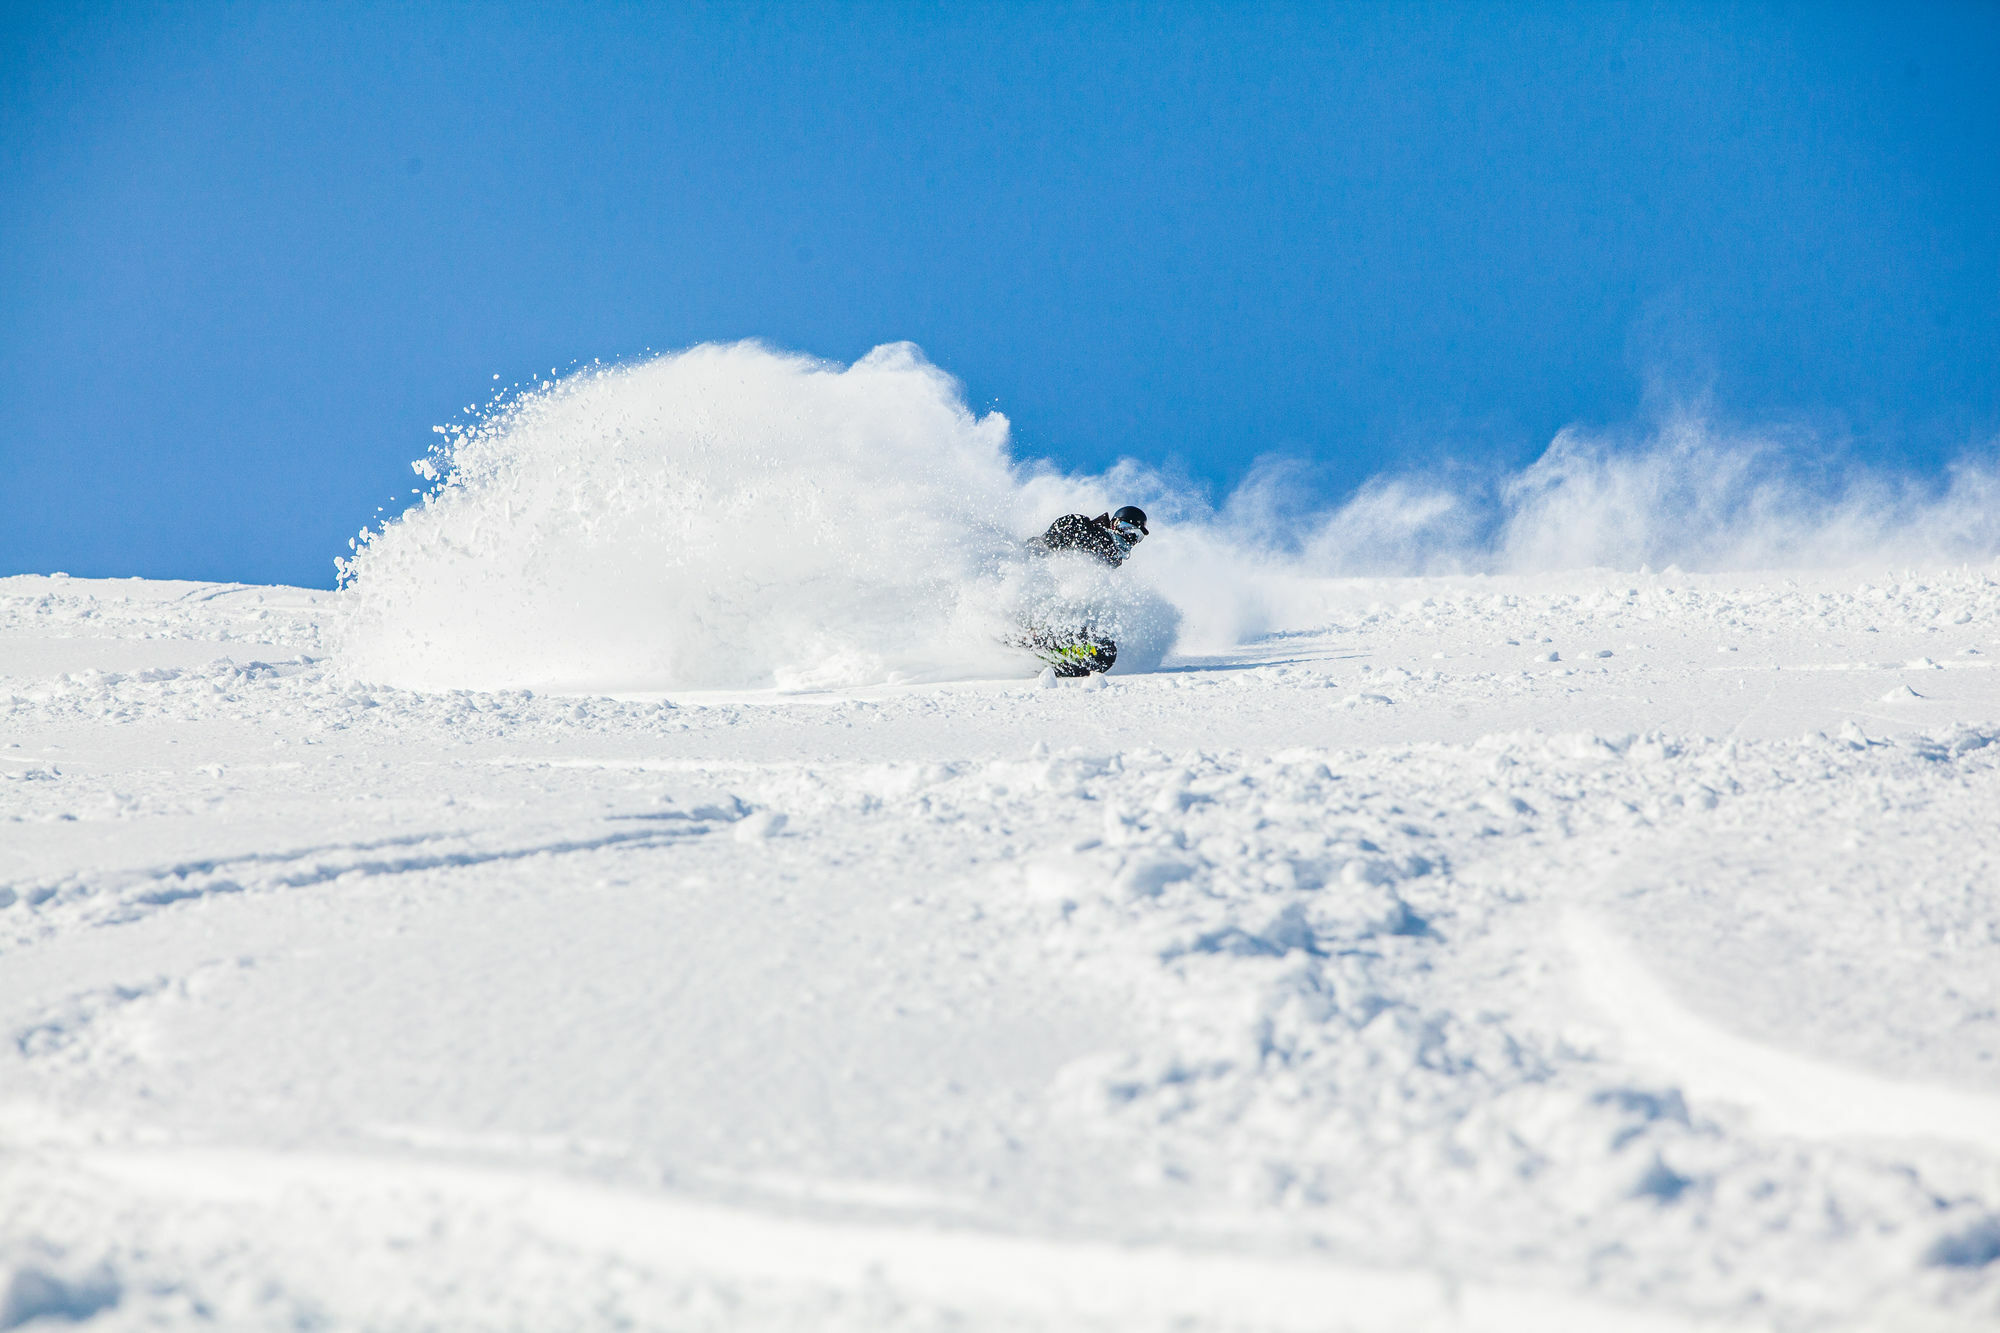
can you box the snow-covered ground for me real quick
[5,562,2000,1331]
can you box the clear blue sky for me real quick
[3,2,1995,586]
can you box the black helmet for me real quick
[1110,505,1149,538]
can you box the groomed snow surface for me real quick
[5,564,2000,1331]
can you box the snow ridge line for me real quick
[1565,912,2000,1157]
[80,1144,1760,1333]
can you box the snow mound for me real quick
[336,342,1177,692]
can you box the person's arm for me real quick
[1041,514,1089,552]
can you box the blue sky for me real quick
[3,2,1996,586]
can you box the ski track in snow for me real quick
[1565,913,2000,1157]
[2,569,2000,1329]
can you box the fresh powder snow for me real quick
[4,343,1999,1330]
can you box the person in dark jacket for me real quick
[1021,505,1148,676]
[1038,505,1148,567]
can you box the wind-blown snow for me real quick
[1294,416,2000,575]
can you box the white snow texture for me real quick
[6,341,2000,1330]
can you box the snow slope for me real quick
[4,563,2000,1331]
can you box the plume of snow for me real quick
[337,342,1176,691]
[338,340,1999,690]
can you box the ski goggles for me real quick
[1111,518,1146,543]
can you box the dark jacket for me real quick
[1038,513,1133,567]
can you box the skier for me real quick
[1038,505,1149,567]
[1020,506,1149,676]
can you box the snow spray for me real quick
[336,342,1179,692]
[338,339,2000,692]
[1289,418,2000,577]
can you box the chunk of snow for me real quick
[732,810,788,841]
